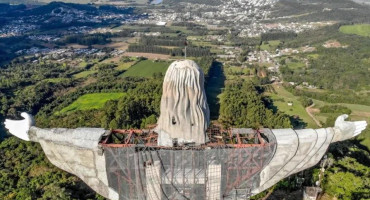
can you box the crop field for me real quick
[58,93,126,114]
[339,24,370,37]
[122,60,170,77]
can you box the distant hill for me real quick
[0,2,135,17]
[351,0,370,5]
[0,0,140,5]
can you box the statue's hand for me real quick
[333,114,367,142]
[4,112,34,141]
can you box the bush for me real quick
[299,97,313,107]
[321,105,352,115]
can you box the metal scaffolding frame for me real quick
[100,126,277,200]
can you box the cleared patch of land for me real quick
[122,60,170,77]
[339,24,370,37]
[58,93,126,114]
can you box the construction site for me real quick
[99,126,277,200]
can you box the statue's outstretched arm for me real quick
[253,114,367,195]
[3,113,118,200]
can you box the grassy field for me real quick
[312,99,370,122]
[73,70,97,79]
[168,26,194,34]
[266,85,318,128]
[358,129,370,150]
[260,40,280,51]
[307,53,319,59]
[122,60,170,77]
[339,24,370,37]
[227,66,250,74]
[78,61,88,68]
[43,78,69,83]
[191,41,215,47]
[115,61,136,71]
[312,97,370,149]
[287,61,305,69]
[58,93,126,114]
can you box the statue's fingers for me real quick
[355,122,367,128]
[354,127,367,136]
[354,121,367,126]
[355,125,366,132]
[355,123,367,128]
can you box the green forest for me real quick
[219,80,292,129]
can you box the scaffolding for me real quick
[100,126,277,200]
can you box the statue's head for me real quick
[156,60,210,146]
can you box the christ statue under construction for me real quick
[4,60,367,200]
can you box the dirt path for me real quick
[306,104,322,127]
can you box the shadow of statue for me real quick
[205,61,225,120]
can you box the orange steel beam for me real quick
[102,128,274,148]
[236,132,242,145]
[124,130,133,145]
[256,130,265,145]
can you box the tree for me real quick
[299,97,313,107]
[109,119,118,129]
[219,80,291,129]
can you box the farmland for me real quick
[57,93,126,114]
[122,60,170,77]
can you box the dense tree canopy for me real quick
[219,80,292,129]
[0,137,103,200]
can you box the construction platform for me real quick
[99,126,277,200]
